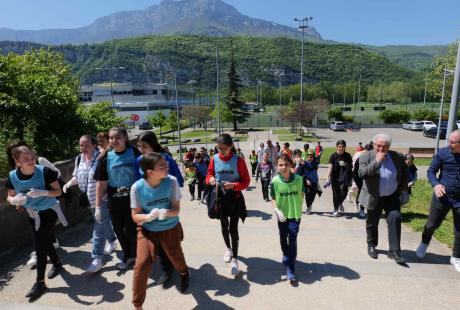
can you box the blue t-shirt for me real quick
[130,175,181,232]
[107,147,138,188]
[8,165,58,211]
[136,152,184,187]
[214,153,240,183]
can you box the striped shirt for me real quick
[73,149,103,207]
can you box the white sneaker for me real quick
[224,248,232,263]
[416,242,429,258]
[104,241,117,255]
[332,210,339,217]
[354,202,360,212]
[359,209,366,218]
[26,251,37,267]
[231,258,239,275]
[117,257,135,270]
[86,258,103,273]
[450,256,460,272]
[306,207,311,214]
[53,239,59,249]
[339,204,344,212]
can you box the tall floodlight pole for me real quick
[278,75,282,108]
[436,67,454,153]
[423,75,428,108]
[294,17,313,104]
[446,41,460,143]
[174,72,182,161]
[216,48,221,135]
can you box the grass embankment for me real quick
[401,180,453,248]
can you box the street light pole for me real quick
[174,72,182,161]
[216,48,221,135]
[294,17,313,104]
[436,67,454,153]
[446,40,460,143]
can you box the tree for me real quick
[148,111,167,137]
[211,103,233,127]
[181,105,212,129]
[328,107,343,120]
[78,101,126,133]
[0,49,83,175]
[427,42,457,101]
[224,47,251,130]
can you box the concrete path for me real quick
[1,150,458,309]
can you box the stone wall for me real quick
[0,158,90,256]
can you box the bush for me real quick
[412,109,437,122]
[380,110,411,124]
[328,107,343,120]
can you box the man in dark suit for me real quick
[358,133,408,263]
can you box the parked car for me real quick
[420,120,436,131]
[423,126,447,139]
[139,121,153,130]
[330,121,346,131]
[402,121,423,131]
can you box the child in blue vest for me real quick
[300,150,321,214]
[131,152,189,309]
[194,153,208,201]
[6,146,64,300]
[206,133,250,275]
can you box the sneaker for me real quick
[179,271,190,293]
[190,196,195,201]
[25,281,47,299]
[306,207,311,214]
[282,255,288,266]
[332,210,339,217]
[286,269,296,281]
[450,256,460,272]
[197,196,201,201]
[117,257,135,270]
[86,258,103,273]
[47,262,63,279]
[27,251,37,267]
[339,204,344,212]
[359,209,366,218]
[104,240,117,255]
[416,242,429,258]
[223,248,232,263]
[231,258,239,275]
[53,239,60,249]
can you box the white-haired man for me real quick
[358,133,408,263]
[416,129,460,272]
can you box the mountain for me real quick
[0,0,322,45]
[362,44,449,70]
[0,35,416,88]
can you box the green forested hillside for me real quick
[1,35,417,87]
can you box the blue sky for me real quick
[0,0,459,46]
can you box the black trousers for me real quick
[220,213,240,258]
[366,191,402,251]
[188,181,196,197]
[261,178,270,200]
[109,196,137,260]
[332,183,348,210]
[31,208,60,282]
[197,176,205,199]
[422,195,460,258]
[250,162,258,176]
[305,185,317,207]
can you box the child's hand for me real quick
[208,176,216,186]
[145,208,160,222]
[274,208,286,222]
[222,182,234,190]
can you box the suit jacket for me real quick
[358,150,408,210]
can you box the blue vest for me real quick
[214,153,240,182]
[107,147,137,187]
[195,160,208,177]
[8,165,58,211]
[134,177,179,232]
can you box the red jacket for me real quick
[205,152,250,192]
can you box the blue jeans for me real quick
[278,219,300,274]
[91,201,117,259]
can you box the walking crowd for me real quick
[4,127,460,309]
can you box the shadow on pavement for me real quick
[246,210,272,221]
[239,256,360,285]
[47,269,125,306]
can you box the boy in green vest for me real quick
[270,154,305,283]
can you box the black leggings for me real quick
[220,213,240,258]
[109,196,137,260]
[305,185,317,207]
[332,183,348,210]
[261,179,270,200]
[32,208,60,282]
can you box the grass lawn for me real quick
[180,130,216,139]
[401,180,454,248]
[274,129,319,143]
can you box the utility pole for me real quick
[294,17,313,104]
[446,41,460,143]
[216,48,221,135]
[174,72,182,162]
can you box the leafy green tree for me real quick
[427,43,457,101]
[327,107,343,120]
[412,109,438,122]
[211,103,233,129]
[224,48,251,130]
[0,49,83,173]
[78,101,126,133]
[380,110,411,124]
[148,111,167,137]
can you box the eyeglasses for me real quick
[448,140,460,145]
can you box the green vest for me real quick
[301,149,308,161]
[271,174,304,220]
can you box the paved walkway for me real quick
[1,141,458,309]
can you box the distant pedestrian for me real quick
[255,152,275,201]
[270,154,305,283]
[194,153,208,201]
[184,162,198,201]
[249,150,258,177]
[264,140,278,165]
[257,143,265,162]
[236,148,245,160]
[404,154,417,195]
[416,129,460,273]
[281,142,292,158]
[315,142,323,164]
[356,142,364,152]
[300,151,321,214]
[326,140,353,217]
[301,144,310,161]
